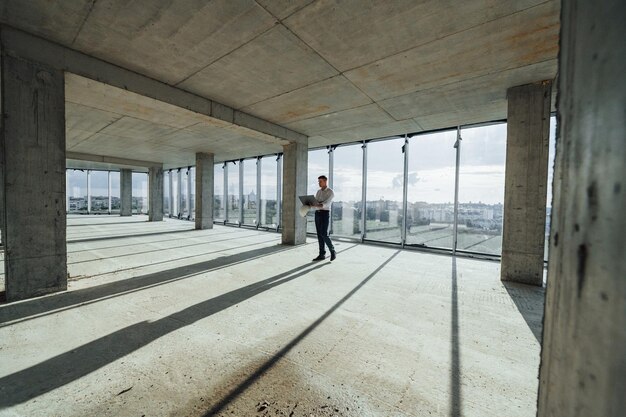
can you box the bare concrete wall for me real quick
[1,53,67,301]
[148,166,163,221]
[281,142,308,245]
[538,0,626,415]
[195,153,214,230]
[501,82,551,286]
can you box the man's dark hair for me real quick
[318,175,328,180]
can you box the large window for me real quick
[189,167,196,221]
[242,159,257,226]
[89,171,109,213]
[406,130,457,249]
[170,169,180,217]
[132,172,149,214]
[214,164,225,221]
[163,170,171,216]
[332,144,363,238]
[227,161,240,224]
[67,170,88,213]
[110,171,120,213]
[180,168,190,219]
[457,124,507,255]
[545,115,557,261]
[260,155,279,228]
[365,138,404,243]
[307,149,329,233]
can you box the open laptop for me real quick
[298,195,318,206]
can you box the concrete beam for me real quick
[538,0,626,415]
[281,141,308,245]
[1,52,67,301]
[66,151,161,170]
[148,166,163,222]
[0,25,307,146]
[195,153,214,230]
[120,169,132,216]
[501,81,552,285]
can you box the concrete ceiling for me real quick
[1,0,559,169]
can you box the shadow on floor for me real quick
[0,259,335,408]
[68,234,276,266]
[201,249,397,417]
[67,228,251,254]
[0,243,293,325]
[503,282,545,343]
[67,228,196,244]
[68,220,150,227]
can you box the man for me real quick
[310,175,336,262]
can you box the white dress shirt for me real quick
[315,187,334,211]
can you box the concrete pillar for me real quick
[148,166,163,221]
[281,141,308,245]
[500,81,552,285]
[120,169,132,216]
[195,153,214,229]
[538,0,625,415]
[0,53,67,302]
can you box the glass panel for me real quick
[172,170,180,217]
[90,171,109,213]
[307,149,329,233]
[278,156,283,227]
[132,172,149,214]
[365,138,404,243]
[181,168,190,219]
[458,123,507,255]
[189,167,196,221]
[67,170,88,213]
[110,172,120,213]
[214,164,225,221]
[242,159,257,225]
[332,144,363,238]
[260,156,278,228]
[163,170,170,216]
[406,130,457,248]
[227,161,240,223]
[545,116,557,261]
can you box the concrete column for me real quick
[195,153,214,230]
[148,166,163,221]
[0,53,67,302]
[120,169,132,216]
[500,81,552,285]
[281,141,308,245]
[538,0,625,415]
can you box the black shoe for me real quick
[312,255,326,261]
[330,251,336,261]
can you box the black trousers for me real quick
[315,210,334,255]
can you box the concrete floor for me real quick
[0,216,544,417]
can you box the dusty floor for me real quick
[0,216,544,417]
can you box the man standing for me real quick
[311,175,336,262]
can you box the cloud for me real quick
[395,172,421,187]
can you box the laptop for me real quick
[298,195,318,206]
